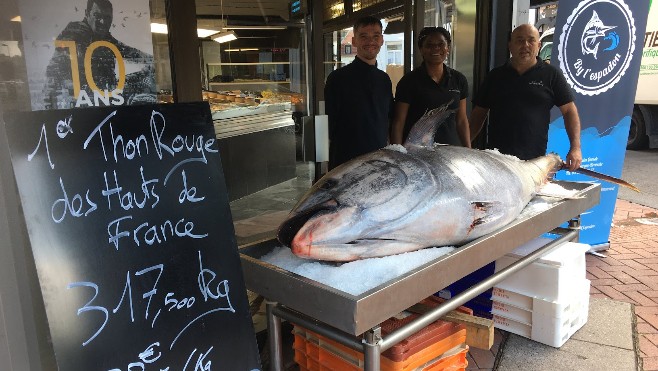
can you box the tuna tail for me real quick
[568,165,640,192]
[404,102,456,148]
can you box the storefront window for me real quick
[352,0,386,13]
[324,0,345,21]
[0,0,172,112]
[0,0,31,112]
[202,26,307,120]
[194,3,311,230]
[387,44,403,65]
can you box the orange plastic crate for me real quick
[381,315,463,362]
[292,296,474,371]
[293,325,468,371]
[423,344,469,370]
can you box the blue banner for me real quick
[547,0,649,246]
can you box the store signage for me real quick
[18,0,156,110]
[547,0,649,246]
[290,0,306,19]
[3,103,261,370]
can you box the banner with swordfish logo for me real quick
[546,0,649,247]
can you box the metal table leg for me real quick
[266,300,283,371]
[363,326,382,371]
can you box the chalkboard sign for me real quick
[3,103,261,370]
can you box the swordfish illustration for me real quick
[277,106,637,262]
[581,10,616,59]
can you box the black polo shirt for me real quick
[325,57,393,169]
[473,58,574,160]
[395,62,469,145]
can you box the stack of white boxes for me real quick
[492,237,591,347]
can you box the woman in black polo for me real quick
[391,27,471,147]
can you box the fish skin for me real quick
[278,142,563,262]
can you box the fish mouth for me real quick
[277,199,338,247]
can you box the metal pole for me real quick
[380,228,579,350]
[363,326,382,371]
[266,300,283,371]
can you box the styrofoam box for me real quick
[492,279,590,347]
[494,238,590,301]
[492,279,590,323]
[493,304,588,348]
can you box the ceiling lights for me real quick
[150,22,220,38]
[197,28,223,38]
[212,30,238,44]
[224,26,286,30]
[224,48,259,52]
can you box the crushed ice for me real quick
[384,144,407,153]
[519,183,580,219]
[260,246,454,296]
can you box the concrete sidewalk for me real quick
[589,200,658,371]
[496,297,637,370]
[467,199,658,370]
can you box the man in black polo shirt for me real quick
[325,16,394,170]
[470,24,582,171]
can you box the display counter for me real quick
[207,61,289,90]
[212,101,291,121]
[213,111,296,201]
[209,81,291,93]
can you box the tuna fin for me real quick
[404,102,455,148]
[469,201,505,233]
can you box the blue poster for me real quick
[547,0,649,247]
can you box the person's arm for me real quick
[559,101,583,171]
[111,36,153,63]
[456,99,471,148]
[469,105,489,140]
[390,101,410,145]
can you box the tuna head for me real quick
[277,147,437,261]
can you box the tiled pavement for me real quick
[466,199,658,370]
[590,199,658,371]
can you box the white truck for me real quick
[538,2,658,149]
[631,0,658,149]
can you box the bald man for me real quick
[470,24,582,171]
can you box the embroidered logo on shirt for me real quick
[448,89,461,93]
[528,80,544,87]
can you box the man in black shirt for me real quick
[324,16,394,170]
[471,24,582,171]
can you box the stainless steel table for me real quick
[239,181,601,370]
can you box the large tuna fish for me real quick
[277,106,634,262]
